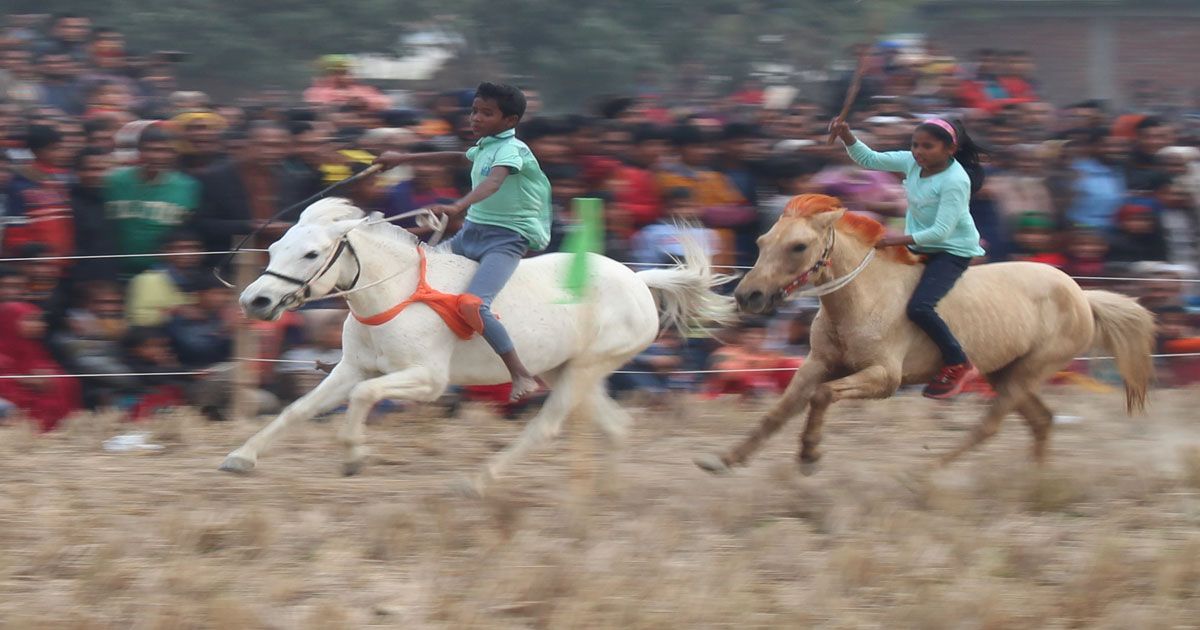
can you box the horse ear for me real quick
[330,217,369,238]
[812,207,846,229]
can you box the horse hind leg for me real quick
[1017,393,1054,464]
[938,368,1036,466]
[465,367,580,495]
[588,386,634,493]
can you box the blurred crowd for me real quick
[2,14,1199,430]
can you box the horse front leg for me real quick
[797,364,898,475]
[220,362,364,474]
[339,367,447,476]
[696,358,830,474]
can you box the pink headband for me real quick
[922,118,958,144]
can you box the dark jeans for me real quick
[906,252,971,366]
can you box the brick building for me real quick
[918,0,1200,109]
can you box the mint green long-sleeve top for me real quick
[846,140,985,258]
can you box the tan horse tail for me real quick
[635,231,738,336]
[1084,290,1156,414]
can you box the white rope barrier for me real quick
[1,247,1198,283]
[4,352,1200,380]
[0,249,269,264]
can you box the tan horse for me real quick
[696,194,1155,474]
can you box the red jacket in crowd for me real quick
[2,162,74,269]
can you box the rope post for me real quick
[229,240,261,423]
[563,197,605,533]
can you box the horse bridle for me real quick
[781,227,836,298]
[778,227,877,299]
[263,236,363,309]
[261,208,448,310]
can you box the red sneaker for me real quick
[923,362,980,400]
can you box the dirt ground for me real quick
[1,385,1199,629]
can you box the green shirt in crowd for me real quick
[104,167,200,274]
[464,129,552,251]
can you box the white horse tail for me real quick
[1084,289,1156,414]
[635,232,738,336]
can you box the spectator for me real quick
[104,123,200,275]
[36,51,84,116]
[0,263,26,301]
[125,228,203,326]
[1126,116,1172,192]
[195,121,304,251]
[631,187,720,266]
[170,111,227,175]
[1062,227,1111,286]
[36,13,92,61]
[69,147,117,282]
[0,45,41,107]
[1161,178,1199,270]
[1010,211,1066,268]
[612,123,668,234]
[386,140,460,238]
[986,143,1054,230]
[51,281,134,408]
[657,123,746,209]
[1107,202,1168,264]
[705,323,799,401]
[282,119,331,201]
[1065,128,1126,230]
[2,124,73,265]
[273,311,344,404]
[0,301,82,431]
[1154,306,1200,386]
[165,273,234,368]
[82,115,120,152]
[118,325,190,420]
[610,329,686,403]
[302,55,389,111]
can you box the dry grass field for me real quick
[1,386,1199,629]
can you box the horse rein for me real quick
[213,163,385,289]
[780,227,877,299]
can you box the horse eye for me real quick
[791,243,808,254]
[304,251,319,260]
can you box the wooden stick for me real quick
[826,46,871,145]
[230,242,260,422]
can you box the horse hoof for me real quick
[798,459,820,477]
[219,455,256,474]
[694,453,731,475]
[342,460,365,477]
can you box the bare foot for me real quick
[315,360,337,374]
[509,375,548,402]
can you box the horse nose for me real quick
[249,296,272,311]
[737,290,766,313]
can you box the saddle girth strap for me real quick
[350,247,479,340]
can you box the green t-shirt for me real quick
[464,129,552,251]
[104,167,200,274]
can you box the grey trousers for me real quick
[448,222,529,355]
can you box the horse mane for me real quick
[781,194,921,265]
[299,197,424,250]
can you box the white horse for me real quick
[221,198,734,492]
